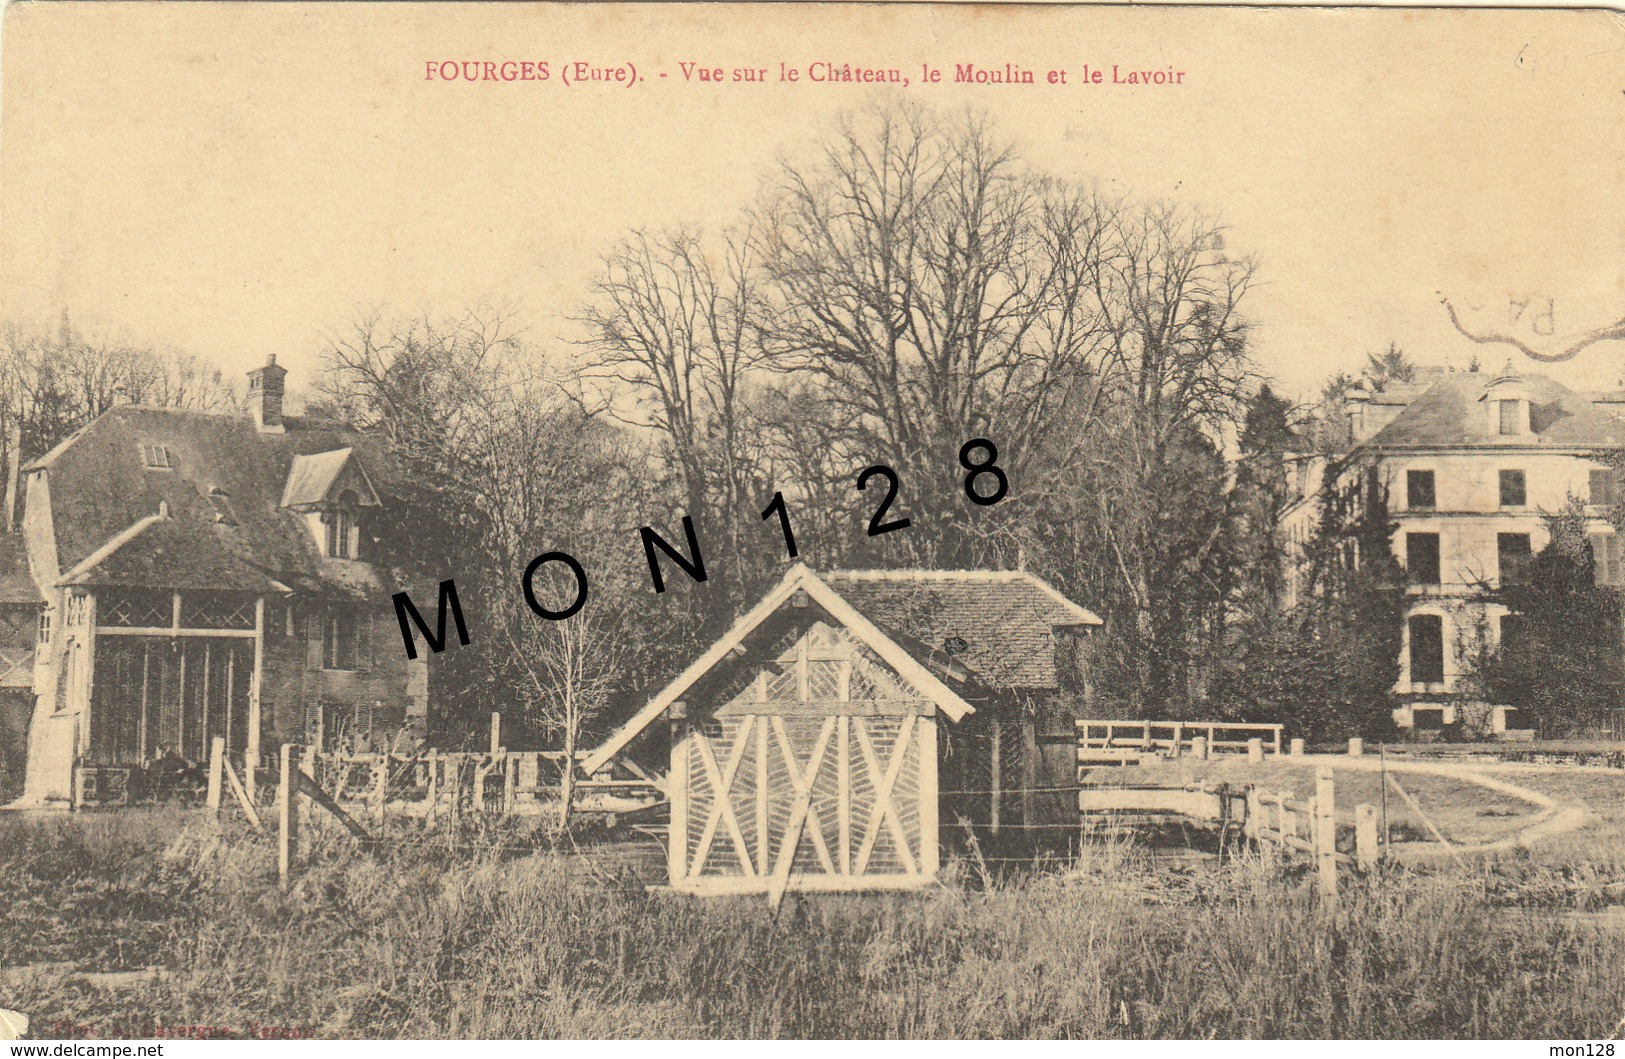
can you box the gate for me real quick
[674,710,938,897]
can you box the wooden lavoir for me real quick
[583,563,1102,899]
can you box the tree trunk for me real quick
[558,718,576,835]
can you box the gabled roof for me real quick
[1364,371,1625,449]
[581,564,1099,774]
[585,565,982,774]
[26,406,405,598]
[280,447,382,509]
[57,512,291,594]
[823,569,1101,689]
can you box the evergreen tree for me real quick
[1213,461,1404,739]
[1483,503,1624,736]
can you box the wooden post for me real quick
[1348,737,1364,757]
[245,596,265,806]
[221,757,264,833]
[1172,723,1184,758]
[371,757,388,827]
[669,728,689,886]
[425,749,439,824]
[206,736,224,814]
[755,719,769,876]
[1290,737,1305,757]
[278,743,300,889]
[1355,803,1379,871]
[1247,737,1264,763]
[1191,735,1208,761]
[989,721,1002,837]
[490,712,501,756]
[1278,790,1293,846]
[918,713,939,879]
[1315,766,1338,906]
[837,716,851,875]
[503,755,517,814]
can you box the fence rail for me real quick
[1241,766,1381,904]
[1076,719,1284,761]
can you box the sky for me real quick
[1,3,1621,405]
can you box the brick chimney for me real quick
[246,354,288,434]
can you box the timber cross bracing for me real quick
[583,563,1097,897]
[674,711,938,897]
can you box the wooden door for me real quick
[673,709,938,896]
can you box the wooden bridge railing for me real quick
[1077,719,1284,759]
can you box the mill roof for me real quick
[581,564,1100,774]
[822,569,1101,689]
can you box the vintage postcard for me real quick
[0,0,1622,1045]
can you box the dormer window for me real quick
[1498,400,1520,436]
[1482,361,1530,438]
[280,447,382,560]
[325,490,360,559]
[141,443,173,470]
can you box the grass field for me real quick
[2,804,1624,1040]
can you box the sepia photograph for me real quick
[0,0,1622,1043]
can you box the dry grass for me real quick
[1,809,1623,1039]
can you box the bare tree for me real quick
[576,226,776,607]
[753,101,1122,565]
[0,315,241,465]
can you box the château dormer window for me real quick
[1498,400,1521,436]
[1482,362,1530,438]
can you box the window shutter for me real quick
[1591,469,1617,507]
[357,610,372,671]
[306,610,323,671]
[1591,535,1609,586]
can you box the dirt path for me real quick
[1279,755,1593,856]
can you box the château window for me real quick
[1498,470,1527,508]
[1498,533,1532,586]
[1498,613,1524,655]
[321,701,375,751]
[322,610,362,671]
[1406,470,1436,510]
[1408,615,1445,684]
[1406,532,1441,585]
[1591,534,1623,587]
[1498,400,1521,436]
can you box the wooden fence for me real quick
[200,727,666,886]
[1242,765,1380,906]
[1077,719,1284,765]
